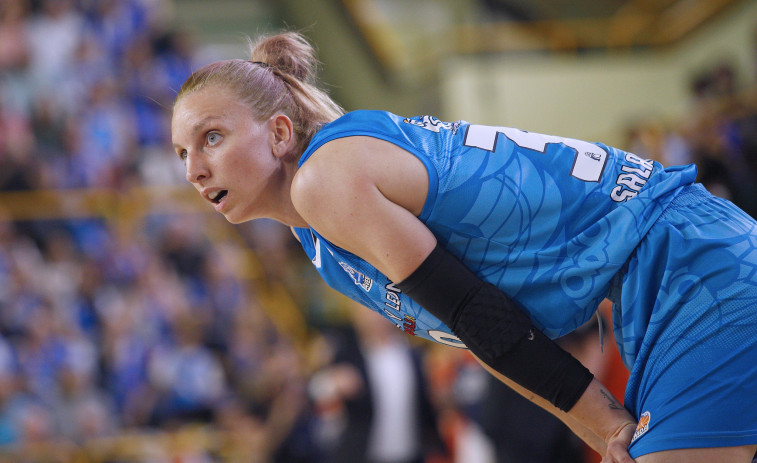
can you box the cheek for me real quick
[225,148,274,183]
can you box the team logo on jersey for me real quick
[631,411,651,443]
[403,115,460,134]
[403,315,416,336]
[338,261,373,291]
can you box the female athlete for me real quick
[171,31,757,463]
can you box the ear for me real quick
[271,114,295,158]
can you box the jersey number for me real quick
[464,125,608,182]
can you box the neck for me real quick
[273,207,309,228]
[269,154,309,228]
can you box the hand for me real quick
[602,422,637,463]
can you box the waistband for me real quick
[658,183,710,220]
[605,183,707,309]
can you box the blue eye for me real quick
[207,132,222,146]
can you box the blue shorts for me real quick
[611,184,757,457]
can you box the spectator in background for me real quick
[0,336,21,445]
[310,305,449,463]
[25,0,85,115]
[0,0,31,115]
[0,98,37,191]
[49,333,118,443]
[74,76,138,188]
[147,312,227,426]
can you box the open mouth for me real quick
[208,190,228,204]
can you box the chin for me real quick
[223,214,245,224]
[222,210,254,224]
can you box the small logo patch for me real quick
[402,315,416,336]
[338,262,373,291]
[631,411,651,443]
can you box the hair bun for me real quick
[250,32,318,83]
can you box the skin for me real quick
[172,84,757,463]
[172,86,306,227]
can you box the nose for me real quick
[185,153,209,184]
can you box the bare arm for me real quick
[291,136,636,462]
[474,354,635,460]
[291,136,435,283]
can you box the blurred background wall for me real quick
[442,0,757,144]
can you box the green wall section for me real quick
[174,0,439,115]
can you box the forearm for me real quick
[474,354,623,455]
[397,243,593,411]
[570,378,636,446]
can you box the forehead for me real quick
[172,86,247,133]
[174,85,233,118]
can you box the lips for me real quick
[208,189,228,204]
[203,188,229,211]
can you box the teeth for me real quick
[208,191,219,200]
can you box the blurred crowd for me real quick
[0,0,315,461]
[626,60,757,219]
[0,0,757,462]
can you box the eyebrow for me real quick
[172,115,223,151]
[191,115,223,135]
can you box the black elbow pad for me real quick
[397,243,593,412]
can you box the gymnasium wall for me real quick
[439,0,757,146]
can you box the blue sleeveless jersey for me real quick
[294,110,757,457]
[293,110,697,353]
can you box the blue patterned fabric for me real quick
[295,110,694,344]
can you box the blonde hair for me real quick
[175,32,344,154]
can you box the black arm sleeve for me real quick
[396,243,593,412]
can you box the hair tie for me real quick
[251,61,270,68]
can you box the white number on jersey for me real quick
[463,125,608,182]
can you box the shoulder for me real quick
[292,136,383,204]
[304,110,409,156]
[291,136,368,224]
[291,133,429,226]
[315,110,400,135]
